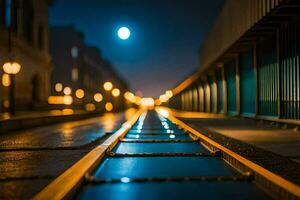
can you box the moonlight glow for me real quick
[117,27,131,40]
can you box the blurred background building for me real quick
[0,0,53,113]
[0,0,130,116]
[50,26,129,112]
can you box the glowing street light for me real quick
[112,88,120,97]
[3,61,22,115]
[140,98,155,107]
[165,90,173,98]
[159,94,169,103]
[105,102,113,111]
[94,93,103,102]
[103,81,113,91]
[124,91,135,101]
[63,95,73,105]
[63,87,72,95]
[3,62,21,74]
[55,83,63,92]
[75,89,85,99]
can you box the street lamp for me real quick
[112,88,120,97]
[3,61,21,115]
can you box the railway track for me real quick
[33,109,300,200]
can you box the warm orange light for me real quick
[3,61,21,74]
[112,88,120,97]
[50,109,62,115]
[157,108,169,118]
[62,109,74,115]
[134,96,141,105]
[124,91,135,101]
[159,94,169,103]
[48,95,73,105]
[102,113,117,132]
[48,96,65,104]
[63,87,72,95]
[125,108,137,120]
[3,100,10,108]
[2,112,11,120]
[85,103,96,111]
[103,82,113,91]
[155,99,161,106]
[94,93,103,102]
[166,90,173,98]
[55,83,63,92]
[105,102,113,111]
[63,95,73,105]
[2,74,10,87]
[75,89,85,99]
[140,98,155,107]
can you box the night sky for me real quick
[49,0,224,97]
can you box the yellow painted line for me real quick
[33,109,144,200]
[168,108,226,119]
[156,107,300,198]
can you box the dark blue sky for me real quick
[49,0,224,97]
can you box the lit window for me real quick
[72,68,78,81]
[71,46,78,58]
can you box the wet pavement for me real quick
[0,111,130,200]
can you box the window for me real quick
[0,0,5,26]
[38,24,44,50]
[22,0,33,44]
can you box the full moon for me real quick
[117,27,131,40]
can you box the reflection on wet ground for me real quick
[0,110,134,200]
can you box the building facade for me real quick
[50,26,129,111]
[170,0,300,122]
[0,0,53,112]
